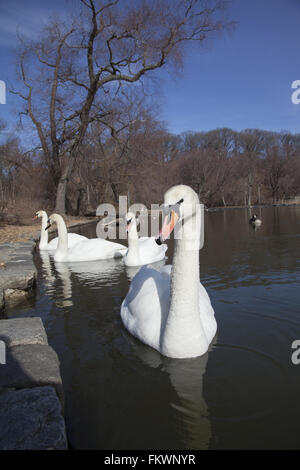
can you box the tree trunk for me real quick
[55,176,68,214]
[55,156,75,214]
[110,182,119,203]
[247,185,252,207]
[76,188,85,216]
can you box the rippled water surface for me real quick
[7,207,300,449]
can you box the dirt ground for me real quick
[0,216,96,244]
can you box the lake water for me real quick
[6,206,300,449]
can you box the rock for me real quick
[0,344,64,406]
[0,290,4,311]
[4,288,29,307]
[0,317,48,347]
[0,242,36,311]
[0,386,67,450]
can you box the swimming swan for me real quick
[120,185,217,359]
[249,214,262,226]
[34,210,87,250]
[46,213,127,262]
[124,212,167,267]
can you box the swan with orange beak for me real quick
[124,212,167,267]
[156,197,182,245]
[121,185,216,359]
[33,210,87,251]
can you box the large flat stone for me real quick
[0,290,4,311]
[0,242,37,311]
[0,344,64,406]
[0,265,36,291]
[0,317,48,347]
[0,242,36,292]
[0,386,67,450]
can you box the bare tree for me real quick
[12,0,230,213]
[264,132,297,204]
[76,90,174,210]
[234,129,264,207]
[179,128,235,205]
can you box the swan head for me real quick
[45,213,62,231]
[33,210,47,221]
[125,212,139,233]
[158,185,200,242]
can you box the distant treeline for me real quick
[1,125,300,222]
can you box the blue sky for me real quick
[0,0,299,144]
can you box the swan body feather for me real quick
[35,210,87,250]
[121,185,217,359]
[47,213,127,262]
[124,213,167,267]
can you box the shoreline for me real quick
[0,237,68,449]
[0,216,98,245]
[1,202,299,245]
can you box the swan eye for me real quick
[163,200,182,218]
[163,206,171,218]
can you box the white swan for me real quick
[34,210,87,250]
[120,185,217,359]
[46,213,127,262]
[124,212,167,267]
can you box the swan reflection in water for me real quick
[125,258,167,282]
[39,250,126,307]
[52,258,125,307]
[63,259,124,285]
[39,250,56,287]
[39,251,73,307]
[125,331,216,450]
[39,246,214,449]
[54,262,74,307]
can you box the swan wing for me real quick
[198,282,217,343]
[66,233,88,248]
[64,238,127,262]
[120,264,171,351]
[48,233,88,250]
[122,263,216,353]
[137,237,168,265]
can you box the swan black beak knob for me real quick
[45,220,51,231]
[155,236,162,246]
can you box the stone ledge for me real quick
[0,242,37,311]
[0,343,64,407]
[0,386,67,450]
[0,317,48,347]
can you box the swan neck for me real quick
[170,210,201,314]
[56,216,68,254]
[127,222,140,260]
[169,241,200,318]
[161,210,206,357]
[128,222,139,242]
[39,213,48,247]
